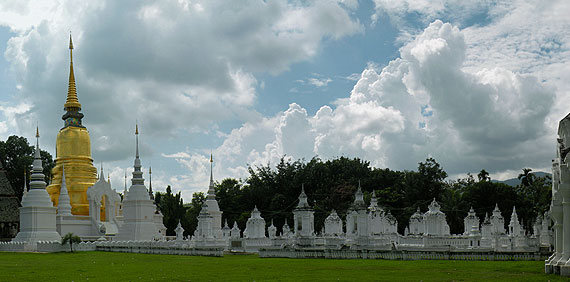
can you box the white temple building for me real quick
[546,113,570,276]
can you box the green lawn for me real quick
[0,251,564,282]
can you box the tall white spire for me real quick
[57,165,73,216]
[148,166,154,200]
[207,153,215,199]
[22,170,28,198]
[132,123,144,186]
[123,169,127,198]
[30,126,46,191]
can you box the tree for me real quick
[155,186,187,236]
[61,232,81,252]
[518,168,535,187]
[477,169,490,182]
[0,135,54,200]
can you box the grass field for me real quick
[0,251,564,282]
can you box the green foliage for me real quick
[155,186,187,236]
[0,252,566,282]
[0,135,54,200]
[60,232,81,252]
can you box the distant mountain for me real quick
[492,171,552,187]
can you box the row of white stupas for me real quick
[7,127,167,251]
[187,178,552,253]
[5,126,552,255]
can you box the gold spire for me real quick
[135,122,139,135]
[36,125,39,138]
[64,34,81,110]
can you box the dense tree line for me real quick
[156,157,552,237]
[0,135,54,200]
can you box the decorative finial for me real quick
[209,153,214,186]
[69,33,73,50]
[36,124,39,138]
[135,122,140,159]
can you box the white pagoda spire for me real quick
[132,123,144,186]
[207,153,215,199]
[22,170,28,198]
[57,165,73,216]
[148,166,154,200]
[123,169,127,198]
[99,163,104,180]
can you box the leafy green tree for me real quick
[155,186,187,236]
[477,169,490,182]
[417,157,448,201]
[0,135,54,200]
[61,232,81,252]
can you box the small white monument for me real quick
[324,210,343,236]
[463,207,479,235]
[244,206,266,238]
[293,186,315,237]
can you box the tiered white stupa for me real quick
[115,125,160,241]
[13,127,61,245]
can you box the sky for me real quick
[0,0,569,202]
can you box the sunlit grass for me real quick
[0,251,563,282]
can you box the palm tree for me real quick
[518,168,535,187]
[61,232,81,252]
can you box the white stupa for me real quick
[115,124,160,241]
[13,127,61,244]
[204,154,223,238]
[56,165,73,216]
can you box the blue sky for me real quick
[0,0,569,201]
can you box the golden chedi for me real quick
[46,36,97,216]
